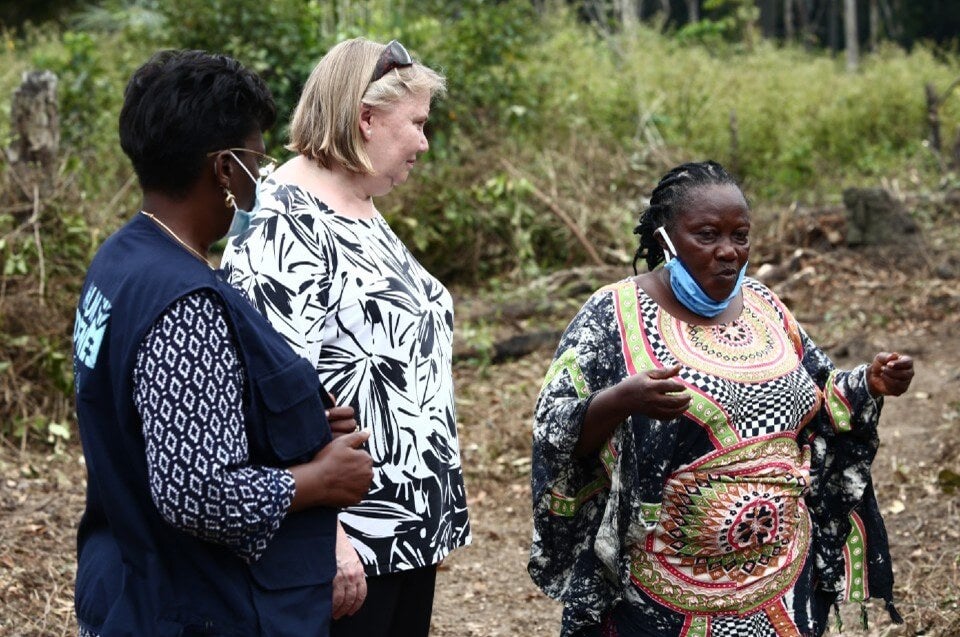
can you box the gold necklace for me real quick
[140,211,214,270]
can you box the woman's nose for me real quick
[716,239,738,260]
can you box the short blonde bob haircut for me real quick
[288,38,446,174]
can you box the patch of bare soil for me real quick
[2,207,960,637]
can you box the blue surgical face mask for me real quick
[226,151,263,238]
[654,226,747,318]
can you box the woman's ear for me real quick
[359,104,373,141]
[653,226,677,260]
[211,150,235,189]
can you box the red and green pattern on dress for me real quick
[542,347,589,396]
[612,280,656,377]
[680,614,708,637]
[674,597,803,636]
[548,474,611,517]
[628,508,810,615]
[764,597,804,636]
[685,390,739,450]
[628,436,812,615]
[612,281,740,450]
[824,370,854,433]
[843,511,870,603]
[658,286,802,384]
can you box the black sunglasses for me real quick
[370,40,413,83]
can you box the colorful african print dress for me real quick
[529,278,898,637]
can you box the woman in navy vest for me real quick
[72,50,373,637]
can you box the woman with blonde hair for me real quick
[222,38,471,637]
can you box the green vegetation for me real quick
[1,0,959,444]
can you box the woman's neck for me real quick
[276,156,378,219]
[634,270,743,326]
[139,192,215,257]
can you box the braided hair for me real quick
[632,161,740,273]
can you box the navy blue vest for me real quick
[73,213,336,636]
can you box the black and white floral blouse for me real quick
[221,182,471,576]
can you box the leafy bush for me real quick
[3,0,960,445]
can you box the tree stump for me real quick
[6,70,59,202]
[842,187,918,246]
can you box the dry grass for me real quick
[2,197,960,636]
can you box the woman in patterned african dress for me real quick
[529,161,914,637]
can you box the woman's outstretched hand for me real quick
[866,352,914,398]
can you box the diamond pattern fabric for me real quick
[133,290,294,564]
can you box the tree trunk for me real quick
[658,0,670,26]
[844,0,859,72]
[729,110,741,179]
[685,0,699,23]
[9,70,59,170]
[7,70,59,201]
[828,0,841,53]
[760,0,778,39]
[878,0,901,40]
[868,0,879,48]
[926,83,941,155]
[796,0,813,46]
[784,0,795,41]
[621,0,639,33]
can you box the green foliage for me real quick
[154,0,329,151]
[3,0,960,446]
[413,0,541,140]
[679,0,760,47]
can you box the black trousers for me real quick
[330,564,438,637]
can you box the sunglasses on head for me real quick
[370,40,413,83]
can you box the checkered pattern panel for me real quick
[133,290,294,563]
[711,611,777,637]
[733,368,819,438]
[639,294,676,366]
[635,289,819,441]
[680,367,737,409]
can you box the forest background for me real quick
[2,0,959,443]
[0,0,959,635]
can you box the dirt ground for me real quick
[2,205,960,636]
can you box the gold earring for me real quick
[224,188,237,209]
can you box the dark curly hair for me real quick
[632,161,741,273]
[119,50,276,197]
